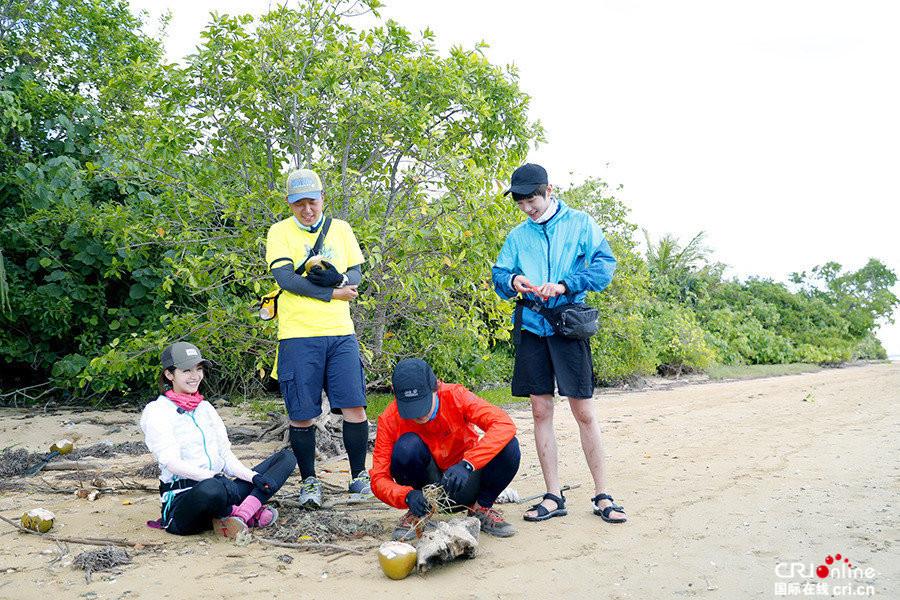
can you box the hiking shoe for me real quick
[469,504,516,538]
[348,473,372,496]
[298,476,323,509]
[212,515,248,540]
[391,510,435,542]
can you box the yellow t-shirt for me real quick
[265,217,365,340]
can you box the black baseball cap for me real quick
[392,358,438,419]
[503,163,548,197]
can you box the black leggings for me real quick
[389,433,521,509]
[162,447,296,535]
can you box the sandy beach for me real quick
[0,362,897,599]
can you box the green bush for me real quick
[852,333,888,360]
[644,301,716,373]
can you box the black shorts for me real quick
[511,329,594,399]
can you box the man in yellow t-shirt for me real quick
[265,168,368,508]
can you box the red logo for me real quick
[816,553,854,579]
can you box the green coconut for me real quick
[50,439,74,455]
[21,508,55,533]
[377,541,417,580]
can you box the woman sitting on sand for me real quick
[140,342,296,538]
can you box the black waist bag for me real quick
[514,299,599,343]
[543,302,599,339]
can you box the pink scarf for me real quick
[164,390,204,412]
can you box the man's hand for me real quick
[332,285,358,301]
[440,460,474,497]
[512,275,534,294]
[306,262,344,287]
[405,489,430,517]
[536,282,567,298]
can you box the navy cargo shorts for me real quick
[277,335,367,420]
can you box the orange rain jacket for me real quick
[369,381,517,509]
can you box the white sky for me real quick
[130,0,900,356]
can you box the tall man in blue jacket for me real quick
[492,163,627,525]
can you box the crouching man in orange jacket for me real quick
[370,358,521,540]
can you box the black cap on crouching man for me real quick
[161,342,210,370]
[503,163,548,197]
[392,358,438,419]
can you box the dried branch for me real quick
[42,461,102,471]
[257,537,364,555]
[0,515,163,548]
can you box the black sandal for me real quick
[592,493,626,523]
[523,492,568,522]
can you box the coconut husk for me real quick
[415,517,480,573]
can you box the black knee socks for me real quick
[342,420,369,479]
[289,425,316,480]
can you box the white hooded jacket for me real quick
[140,396,256,495]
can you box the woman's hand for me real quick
[332,285,359,301]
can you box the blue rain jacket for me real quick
[492,200,617,337]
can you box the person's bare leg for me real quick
[340,406,367,424]
[569,397,626,521]
[524,394,564,518]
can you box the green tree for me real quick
[3,0,541,400]
[0,0,167,399]
[791,259,898,338]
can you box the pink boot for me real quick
[230,495,262,522]
[248,505,279,528]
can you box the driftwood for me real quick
[66,416,136,427]
[321,497,382,509]
[0,515,163,549]
[16,476,156,496]
[251,404,377,457]
[257,537,365,556]
[225,426,260,445]
[257,412,291,443]
[42,461,102,471]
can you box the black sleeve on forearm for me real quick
[345,264,362,286]
[271,264,332,302]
